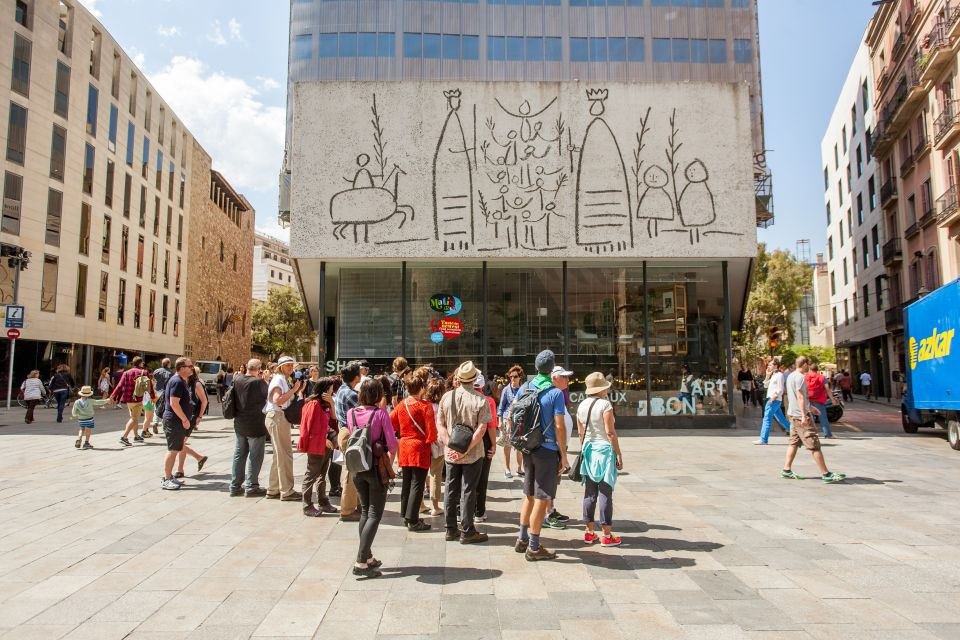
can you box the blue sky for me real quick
[79,0,877,253]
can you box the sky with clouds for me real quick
[77,0,290,241]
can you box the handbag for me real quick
[567,398,598,483]
[403,399,442,458]
[446,390,476,454]
[372,408,396,486]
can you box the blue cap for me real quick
[535,350,555,374]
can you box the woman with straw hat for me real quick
[71,385,113,449]
[575,372,624,548]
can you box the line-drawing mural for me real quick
[328,94,417,244]
[433,89,476,252]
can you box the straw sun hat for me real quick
[584,372,611,396]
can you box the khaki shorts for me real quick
[789,416,821,452]
[127,402,143,419]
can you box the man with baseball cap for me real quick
[437,361,494,544]
[515,350,569,561]
[264,355,305,501]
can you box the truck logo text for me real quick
[909,328,955,370]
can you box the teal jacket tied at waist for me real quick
[580,440,618,488]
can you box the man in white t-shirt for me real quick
[264,355,305,501]
[754,360,790,445]
[859,371,873,400]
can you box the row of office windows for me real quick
[294,31,754,63]
[294,0,751,6]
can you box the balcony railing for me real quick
[949,0,960,37]
[921,23,952,82]
[934,100,959,146]
[892,31,907,60]
[937,184,959,223]
[900,151,915,176]
[880,176,898,206]
[755,171,774,228]
[919,201,937,227]
[914,133,930,158]
[882,237,902,265]
[905,220,920,238]
[885,303,904,331]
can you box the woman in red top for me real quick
[389,367,437,532]
[298,377,340,517]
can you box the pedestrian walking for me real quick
[389,367,437,531]
[111,357,155,446]
[49,364,75,423]
[737,364,755,407]
[497,365,526,479]
[678,365,695,404]
[229,359,269,497]
[71,385,112,449]
[806,363,835,439]
[97,367,112,400]
[348,378,398,579]
[781,357,846,483]
[151,359,173,434]
[265,356,304,501]
[174,367,209,478]
[437,361,494,544]
[839,370,853,402]
[473,371,499,523]
[754,359,790,445]
[303,365,323,397]
[386,356,411,408]
[140,389,157,440]
[20,370,45,424]
[577,372,624,547]
[859,370,873,400]
[299,377,340,516]
[422,375,447,515]
[161,358,195,490]
[334,361,362,520]
[515,350,569,561]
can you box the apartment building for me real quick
[821,41,891,396]
[252,232,295,302]
[0,0,252,385]
[866,0,960,396]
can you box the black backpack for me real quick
[284,396,305,425]
[508,382,546,455]
[222,385,237,420]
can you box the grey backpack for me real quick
[344,409,374,474]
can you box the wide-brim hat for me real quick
[277,356,297,368]
[584,372,611,396]
[456,360,479,384]
[78,385,95,397]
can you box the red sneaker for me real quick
[600,534,622,547]
[584,531,599,544]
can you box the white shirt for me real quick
[576,397,614,444]
[20,378,44,400]
[860,372,872,385]
[766,371,784,400]
[264,374,291,413]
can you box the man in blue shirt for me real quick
[333,361,361,521]
[161,357,195,490]
[516,350,569,562]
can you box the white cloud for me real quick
[156,25,181,38]
[206,21,227,46]
[148,57,284,195]
[207,18,243,46]
[78,0,102,18]
[256,76,280,91]
[228,18,243,42]
[256,224,290,243]
[126,45,145,70]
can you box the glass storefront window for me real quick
[406,264,483,374]
[338,266,402,359]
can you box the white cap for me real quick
[551,365,573,377]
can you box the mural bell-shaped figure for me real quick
[433,89,476,252]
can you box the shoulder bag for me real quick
[372,408,396,486]
[446,389,476,454]
[567,398,598,483]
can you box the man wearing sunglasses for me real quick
[161,357,195,490]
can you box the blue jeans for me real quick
[810,401,833,437]
[53,389,69,421]
[231,435,265,491]
[759,399,790,443]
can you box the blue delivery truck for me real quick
[901,278,960,448]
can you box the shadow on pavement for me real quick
[378,565,503,584]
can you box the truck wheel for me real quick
[902,409,919,434]
[949,420,960,451]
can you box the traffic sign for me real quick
[4,305,24,329]
[6,328,20,340]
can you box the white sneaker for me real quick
[475,514,487,522]
[161,478,181,490]
[504,471,513,479]
[752,440,767,445]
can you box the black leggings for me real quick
[400,466,428,523]
[353,469,387,563]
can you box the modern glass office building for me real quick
[284,1,770,427]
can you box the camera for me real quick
[292,370,305,381]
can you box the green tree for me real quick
[736,243,813,366]
[251,287,314,362]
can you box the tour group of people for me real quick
[219,350,624,578]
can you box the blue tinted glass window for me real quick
[590,0,605,5]
[627,0,644,5]
[544,0,561,4]
[423,33,441,59]
[358,32,377,56]
[691,38,708,62]
[156,149,162,172]
[608,37,626,61]
[339,32,357,56]
[126,122,134,165]
[707,0,725,6]
[627,37,644,61]
[108,105,118,146]
[294,34,312,60]
[652,0,670,5]
[505,0,523,5]
[319,33,337,57]
[488,36,505,61]
[608,0,626,5]
[462,35,479,60]
[570,37,588,62]
[403,33,422,58]
[732,0,749,7]
[87,84,99,137]
[672,0,689,5]
[526,37,543,61]
[507,36,524,61]
[378,32,395,57]
[545,37,562,61]
[142,136,149,165]
[709,39,727,62]
[525,0,542,4]
[688,0,707,6]
[734,38,752,63]
[570,0,589,5]
[590,37,606,62]
[488,0,503,4]
[672,38,690,62]
[653,38,671,62]
[442,34,460,59]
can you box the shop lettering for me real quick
[570,390,628,404]
[324,359,351,373]
[429,293,462,316]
